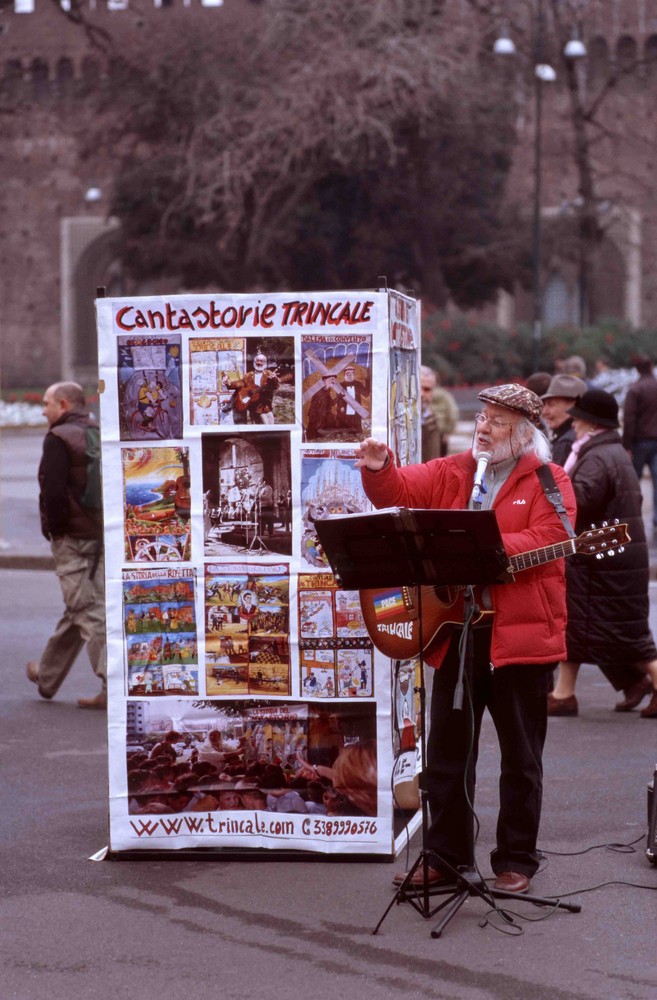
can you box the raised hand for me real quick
[355,437,390,471]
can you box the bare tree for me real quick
[101,0,522,303]
[483,0,656,326]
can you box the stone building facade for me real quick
[0,0,656,387]
[0,0,246,387]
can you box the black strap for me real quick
[536,465,575,539]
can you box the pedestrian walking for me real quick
[548,389,657,718]
[622,354,657,537]
[26,381,107,709]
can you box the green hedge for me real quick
[422,314,657,384]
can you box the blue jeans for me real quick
[631,439,657,526]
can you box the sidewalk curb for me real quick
[0,554,55,571]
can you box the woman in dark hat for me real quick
[549,389,657,718]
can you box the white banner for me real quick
[96,289,421,854]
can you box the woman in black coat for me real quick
[547,389,657,718]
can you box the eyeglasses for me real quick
[474,411,516,429]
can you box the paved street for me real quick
[1,425,656,1000]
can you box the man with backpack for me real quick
[26,382,107,709]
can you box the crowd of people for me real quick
[126,729,378,818]
[524,356,657,720]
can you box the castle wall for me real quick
[1,1,657,387]
[0,0,249,388]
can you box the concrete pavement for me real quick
[2,565,657,999]
[0,426,53,569]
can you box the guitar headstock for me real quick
[574,520,631,559]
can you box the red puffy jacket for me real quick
[361,450,576,669]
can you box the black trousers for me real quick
[426,626,553,878]
[598,662,647,692]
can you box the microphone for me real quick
[471,451,491,506]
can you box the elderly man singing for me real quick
[356,384,576,895]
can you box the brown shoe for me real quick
[392,864,447,888]
[547,693,578,717]
[493,871,531,894]
[78,691,107,710]
[26,661,52,700]
[615,676,652,712]
[639,691,657,718]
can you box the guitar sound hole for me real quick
[434,587,454,606]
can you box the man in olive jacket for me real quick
[26,382,107,709]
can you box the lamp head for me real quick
[493,35,516,56]
[564,37,587,59]
[535,63,557,82]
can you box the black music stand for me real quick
[316,507,581,937]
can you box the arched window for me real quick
[590,238,625,324]
[645,35,657,85]
[30,57,50,100]
[588,36,609,85]
[81,56,101,87]
[616,34,638,93]
[109,56,131,91]
[56,56,74,97]
[2,59,24,100]
[544,273,576,330]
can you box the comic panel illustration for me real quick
[123,568,198,696]
[390,347,420,467]
[336,648,373,697]
[300,648,336,698]
[393,658,422,755]
[126,699,378,818]
[391,656,423,811]
[189,337,245,426]
[300,450,371,569]
[301,335,372,443]
[388,291,419,351]
[299,587,334,641]
[202,432,292,557]
[122,446,191,562]
[205,563,290,696]
[117,335,183,441]
[190,336,295,427]
[335,589,369,639]
[297,573,374,699]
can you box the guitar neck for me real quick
[509,537,576,573]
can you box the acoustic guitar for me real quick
[233,371,293,413]
[359,522,630,659]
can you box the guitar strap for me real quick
[536,464,575,539]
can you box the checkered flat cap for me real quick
[477,383,543,426]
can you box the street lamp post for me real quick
[494,3,585,373]
[530,1,554,373]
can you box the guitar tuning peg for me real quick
[601,520,608,527]
[590,523,595,530]
[608,549,615,557]
[618,546,625,553]
[596,553,604,560]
